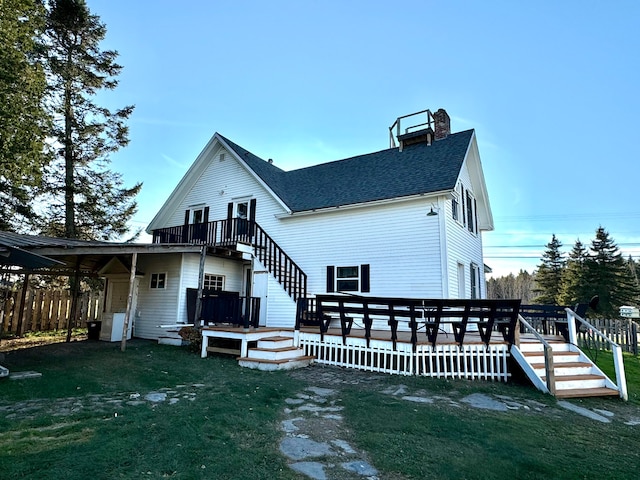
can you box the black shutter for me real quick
[326,266,335,293]
[226,202,233,239]
[203,206,209,224]
[249,199,257,239]
[460,186,466,226]
[249,199,256,221]
[473,198,478,233]
[360,264,370,293]
[182,209,190,242]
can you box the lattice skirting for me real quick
[298,332,511,381]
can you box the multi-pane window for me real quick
[466,192,475,234]
[470,263,480,299]
[203,274,224,290]
[150,273,167,289]
[451,195,459,221]
[336,266,359,291]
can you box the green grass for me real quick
[0,340,303,479]
[1,340,639,479]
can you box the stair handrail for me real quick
[518,314,556,395]
[565,308,628,401]
[250,221,307,301]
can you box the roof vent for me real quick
[389,108,449,151]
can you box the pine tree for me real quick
[558,239,590,307]
[533,234,565,304]
[0,0,49,231]
[583,227,640,317]
[39,0,140,240]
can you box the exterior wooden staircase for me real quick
[512,337,619,398]
[237,334,314,371]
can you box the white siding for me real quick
[443,160,487,299]
[162,145,288,230]
[134,253,184,340]
[273,198,444,299]
[134,252,246,339]
[147,136,492,331]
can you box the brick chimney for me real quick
[433,108,450,140]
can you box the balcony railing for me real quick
[153,219,307,301]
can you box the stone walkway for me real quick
[279,385,379,480]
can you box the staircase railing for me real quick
[251,222,307,302]
[152,219,307,302]
[516,315,556,395]
[566,308,628,401]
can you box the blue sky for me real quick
[90,0,640,277]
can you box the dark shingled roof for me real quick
[219,129,473,213]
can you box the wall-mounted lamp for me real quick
[426,207,438,216]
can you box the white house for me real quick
[135,108,494,340]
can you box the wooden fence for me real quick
[0,287,103,335]
[575,317,639,355]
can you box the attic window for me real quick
[219,153,225,162]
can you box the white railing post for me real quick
[613,345,628,401]
[566,309,578,346]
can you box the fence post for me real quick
[613,345,628,401]
[633,322,639,356]
[566,309,578,346]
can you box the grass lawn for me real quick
[1,335,639,479]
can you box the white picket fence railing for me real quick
[298,331,511,381]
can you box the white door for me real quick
[253,271,269,327]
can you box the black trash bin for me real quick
[87,321,102,341]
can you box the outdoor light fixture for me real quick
[426,207,438,216]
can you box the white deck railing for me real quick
[566,308,628,401]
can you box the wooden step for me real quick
[544,374,608,390]
[247,346,303,361]
[530,361,592,370]
[554,387,620,398]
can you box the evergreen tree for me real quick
[39,0,140,240]
[533,234,565,304]
[585,227,640,318]
[0,0,49,231]
[559,239,589,307]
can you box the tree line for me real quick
[487,227,640,318]
[1,0,139,240]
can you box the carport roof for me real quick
[0,231,204,274]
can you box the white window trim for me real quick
[203,273,225,290]
[336,266,360,292]
[150,272,167,290]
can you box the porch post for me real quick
[194,246,206,328]
[15,273,30,336]
[66,256,82,343]
[120,252,138,352]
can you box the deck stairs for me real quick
[512,336,620,398]
[237,334,314,371]
[158,329,185,346]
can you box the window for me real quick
[326,264,370,293]
[470,263,480,299]
[192,208,204,224]
[466,192,475,233]
[337,266,359,291]
[203,274,224,290]
[150,273,166,289]
[458,183,465,226]
[451,194,459,221]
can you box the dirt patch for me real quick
[0,333,88,353]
